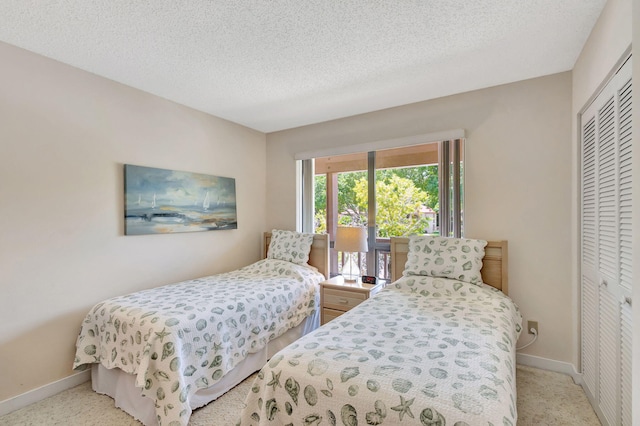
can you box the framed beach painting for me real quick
[124,164,237,235]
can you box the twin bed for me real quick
[74,232,522,426]
[238,236,522,426]
[73,230,329,426]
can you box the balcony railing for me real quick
[336,248,391,280]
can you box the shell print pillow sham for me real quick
[267,229,315,265]
[403,235,487,284]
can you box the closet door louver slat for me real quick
[582,276,598,395]
[616,75,632,426]
[620,301,632,425]
[598,286,619,426]
[581,113,598,398]
[618,78,632,294]
[582,115,597,274]
[596,97,618,283]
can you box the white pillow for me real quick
[403,235,487,285]
[267,229,314,265]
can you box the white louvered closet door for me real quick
[580,56,632,426]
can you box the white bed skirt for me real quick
[91,310,320,426]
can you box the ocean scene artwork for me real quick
[124,164,237,235]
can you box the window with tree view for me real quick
[304,140,463,279]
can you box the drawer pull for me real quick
[624,296,632,306]
[339,298,349,304]
[601,279,608,287]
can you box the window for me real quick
[301,139,464,279]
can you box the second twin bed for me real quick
[238,236,522,426]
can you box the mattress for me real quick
[239,275,522,425]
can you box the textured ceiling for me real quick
[0,1,606,132]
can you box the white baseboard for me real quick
[517,353,582,384]
[0,370,91,417]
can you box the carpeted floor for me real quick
[0,365,600,425]
[515,365,600,425]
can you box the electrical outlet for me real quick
[528,320,538,335]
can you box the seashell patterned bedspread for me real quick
[73,258,325,426]
[238,275,522,426]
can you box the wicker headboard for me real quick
[263,231,330,279]
[390,237,509,295]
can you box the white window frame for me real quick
[296,131,466,277]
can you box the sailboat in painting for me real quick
[203,192,210,211]
[151,193,157,209]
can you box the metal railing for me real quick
[336,248,391,280]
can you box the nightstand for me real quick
[320,276,386,325]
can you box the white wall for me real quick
[0,42,267,402]
[266,72,574,364]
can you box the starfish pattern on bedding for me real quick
[391,396,415,420]
[154,328,171,342]
[267,370,282,390]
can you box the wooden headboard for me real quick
[263,231,330,279]
[390,237,509,295]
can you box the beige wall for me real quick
[0,42,267,401]
[570,0,632,371]
[266,72,574,363]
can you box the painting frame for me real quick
[124,164,237,235]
